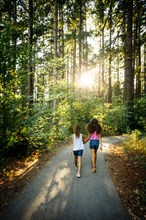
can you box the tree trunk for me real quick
[144,42,146,95]
[135,0,141,98]
[115,38,120,96]
[108,1,113,103]
[101,29,105,98]
[73,30,76,85]
[108,28,112,103]
[59,3,65,79]
[28,0,34,108]
[12,0,17,72]
[108,1,112,103]
[53,0,58,111]
[136,24,141,98]
[124,0,134,101]
[79,0,82,76]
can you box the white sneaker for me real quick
[76,173,81,178]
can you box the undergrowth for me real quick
[123,130,146,206]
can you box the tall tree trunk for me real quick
[79,0,82,76]
[53,0,58,111]
[115,38,120,96]
[108,1,112,103]
[58,3,65,80]
[108,28,112,103]
[73,30,76,85]
[144,42,146,95]
[12,0,17,72]
[28,0,34,108]
[98,0,105,98]
[101,29,105,98]
[12,0,18,124]
[83,10,88,70]
[124,0,134,101]
[136,24,141,98]
[98,35,102,96]
[135,0,141,98]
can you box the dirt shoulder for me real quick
[104,144,146,220]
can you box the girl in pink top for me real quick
[84,118,102,173]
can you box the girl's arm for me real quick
[70,135,74,155]
[82,134,85,143]
[99,134,103,150]
[84,132,91,144]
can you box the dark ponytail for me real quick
[87,118,102,134]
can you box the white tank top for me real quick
[73,134,84,151]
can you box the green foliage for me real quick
[124,130,146,155]
[125,97,146,131]
[67,95,93,133]
[123,129,146,205]
[1,84,146,160]
[102,104,128,134]
[139,181,146,204]
[0,0,146,164]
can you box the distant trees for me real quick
[0,0,146,157]
[94,0,146,102]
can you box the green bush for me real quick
[124,130,146,155]
[1,85,146,159]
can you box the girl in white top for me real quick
[70,125,85,178]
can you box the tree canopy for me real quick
[0,0,146,158]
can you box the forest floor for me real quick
[104,144,146,220]
[0,141,145,220]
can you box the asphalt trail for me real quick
[0,136,129,220]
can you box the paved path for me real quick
[0,136,129,220]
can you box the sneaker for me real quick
[76,173,81,178]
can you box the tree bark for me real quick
[108,28,112,103]
[28,0,34,108]
[79,0,82,77]
[124,0,134,101]
[108,1,112,103]
[135,0,141,98]
[53,0,58,111]
[144,42,146,95]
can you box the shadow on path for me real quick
[0,136,129,220]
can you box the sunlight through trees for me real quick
[0,0,146,157]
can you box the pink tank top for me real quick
[90,131,99,140]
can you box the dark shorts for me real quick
[73,150,83,157]
[89,140,99,149]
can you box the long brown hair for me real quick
[86,118,102,134]
[73,125,81,137]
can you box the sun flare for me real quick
[79,71,94,88]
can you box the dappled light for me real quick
[0,154,39,184]
[21,160,71,220]
[49,166,70,201]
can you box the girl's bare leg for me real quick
[94,149,98,168]
[74,155,77,167]
[77,156,82,175]
[91,149,94,168]
[91,149,97,173]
